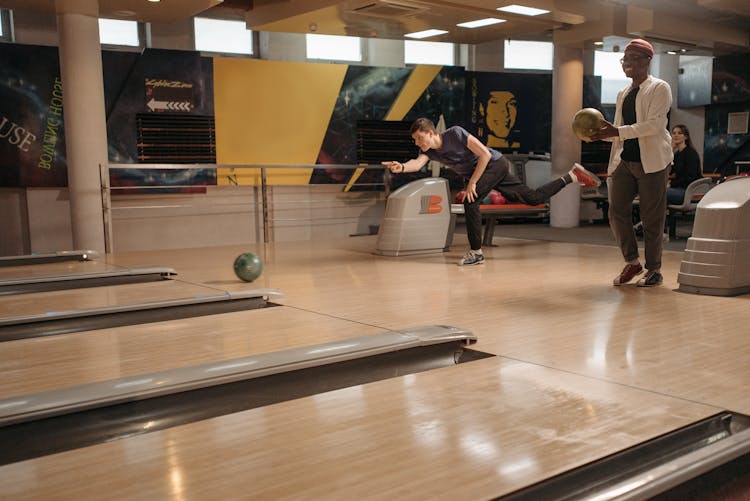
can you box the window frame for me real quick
[0,9,13,42]
[404,39,456,66]
[503,39,553,71]
[305,33,363,62]
[593,50,630,105]
[98,18,144,50]
[193,17,255,57]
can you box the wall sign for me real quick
[145,78,194,112]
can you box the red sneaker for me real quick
[571,163,602,188]
[613,263,643,285]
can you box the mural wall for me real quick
[0,43,67,187]
[705,54,750,174]
[2,42,608,191]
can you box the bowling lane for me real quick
[104,239,750,416]
[0,356,720,500]
[0,279,238,324]
[0,258,115,281]
[1,306,387,399]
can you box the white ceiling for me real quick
[0,0,223,24]
[1,0,748,55]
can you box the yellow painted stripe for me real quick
[343,166,365,192]
[213,58,347,185]
[385,65,442,121]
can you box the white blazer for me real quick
[607,75,674,175]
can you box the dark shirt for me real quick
[621,87,641,162]
[671,147,702,189]
[423,126,502,179]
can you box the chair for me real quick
[581,183,609,223]
[666,177,714,240]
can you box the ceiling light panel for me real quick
[497,5,549,16]
[404,29,449,39]
[457,18,506,28]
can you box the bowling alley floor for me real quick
[2,230,749,500]
[460,218,698,252]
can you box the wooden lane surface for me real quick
[0,258,116,281]
[0,279,234,321]
[0,356,719,500]
[1,236,747,499]
[1,307,387,398]
[105,237,750,416]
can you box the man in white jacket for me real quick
[591,38,673,287]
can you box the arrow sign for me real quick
[147,98,193,112]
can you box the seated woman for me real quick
[667,124,703,204]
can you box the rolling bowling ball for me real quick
[572,108,604,142]
[233,252,263,282]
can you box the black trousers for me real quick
[464,156,567,251]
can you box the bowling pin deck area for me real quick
[2,235,750,499]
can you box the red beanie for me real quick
[625,38,654,58]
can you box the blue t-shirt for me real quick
[423,126,502,178]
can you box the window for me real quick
[306,34,361,62]
[404,40,454,66]
[0,8,13,41]
[99,18,140,47]
[503,40,552,70]
[194,17,253,55]
[594,50,629,104]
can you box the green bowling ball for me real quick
[233,252,263,282]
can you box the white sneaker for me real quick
[459,251,485,266]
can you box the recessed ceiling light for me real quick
[593,41,603,46]
[404,29,449,39]
[147,0,160,3]
[497,4,550,16]
[457,18,506,29]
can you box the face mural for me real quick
[482,90,519,149]
[467,72,552,154]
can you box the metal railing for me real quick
[100,163,389,252]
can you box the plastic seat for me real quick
[580,183,609,223]
[666,177,714,240]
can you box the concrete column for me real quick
[55,0,107,253]
[550,46,584,228]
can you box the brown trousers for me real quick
[608,160,668,271]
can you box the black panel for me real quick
[356,119,417,164]
[136,113,216,163]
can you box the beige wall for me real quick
[109,185,384,252]
[0,188,30,255]
[6,185,384,253]
[26,188,74,252]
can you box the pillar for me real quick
[55,0,107,253]
[550,46,584,228]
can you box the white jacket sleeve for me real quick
[616,81,671,140]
